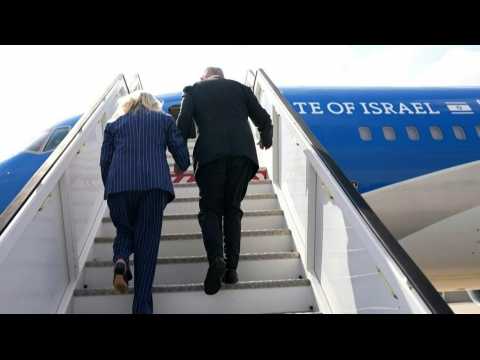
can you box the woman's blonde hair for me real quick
[110,90,164,122]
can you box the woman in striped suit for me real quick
[100,91,190,314]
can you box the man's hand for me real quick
[174,164,184,176]
[257,140,272,150]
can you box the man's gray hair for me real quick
[204,67,224,79]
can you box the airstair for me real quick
[0,70,453,314]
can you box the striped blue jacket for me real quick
[100,106,190,202]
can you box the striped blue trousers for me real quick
[107,189,169,314]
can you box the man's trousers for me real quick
[195,156,255,269]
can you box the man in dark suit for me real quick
[176,67,273,295]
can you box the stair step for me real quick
[103,193,279,218]
[170,168,269,184]
[93,228,293,259]
[80,252,304,288]
[281,311,321,314]
[166,193,278,214]
[439,291,480,314]
[442,291,471,303]
[173,179,273,198]
[72,279,314,314]
[447,302,480,314]
[98,209,286,237]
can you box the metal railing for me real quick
[248,68,452,314]
[0,73,142,313]
[0,75,129,235]
[129,73,143,93]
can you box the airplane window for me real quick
[43,127,71,152]
[406,126,420,141]
[429,126,444,141]
[25,129,51,153]
[382,127,396,141]
[475,125,480,138]
[358,127,372,141]
[452,126,467,141]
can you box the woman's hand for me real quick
[174,164,184,176]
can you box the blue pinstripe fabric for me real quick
[100,107,190,202]
[100,106,190,314]
[107,190,168,314]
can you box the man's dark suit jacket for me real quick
[176,77,273,179]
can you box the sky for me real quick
[1,45,480,161]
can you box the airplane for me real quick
[1,86,479,304]
[0,114,81,215]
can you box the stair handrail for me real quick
[0,74,132,235]
[251,68,453,314]
[129,73,144,93]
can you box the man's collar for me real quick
[204,75,223,80]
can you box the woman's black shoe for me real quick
[223,269,239,284]
[204,257,226,295]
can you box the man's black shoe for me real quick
[223,268,239,284]
[204,257,226,295]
